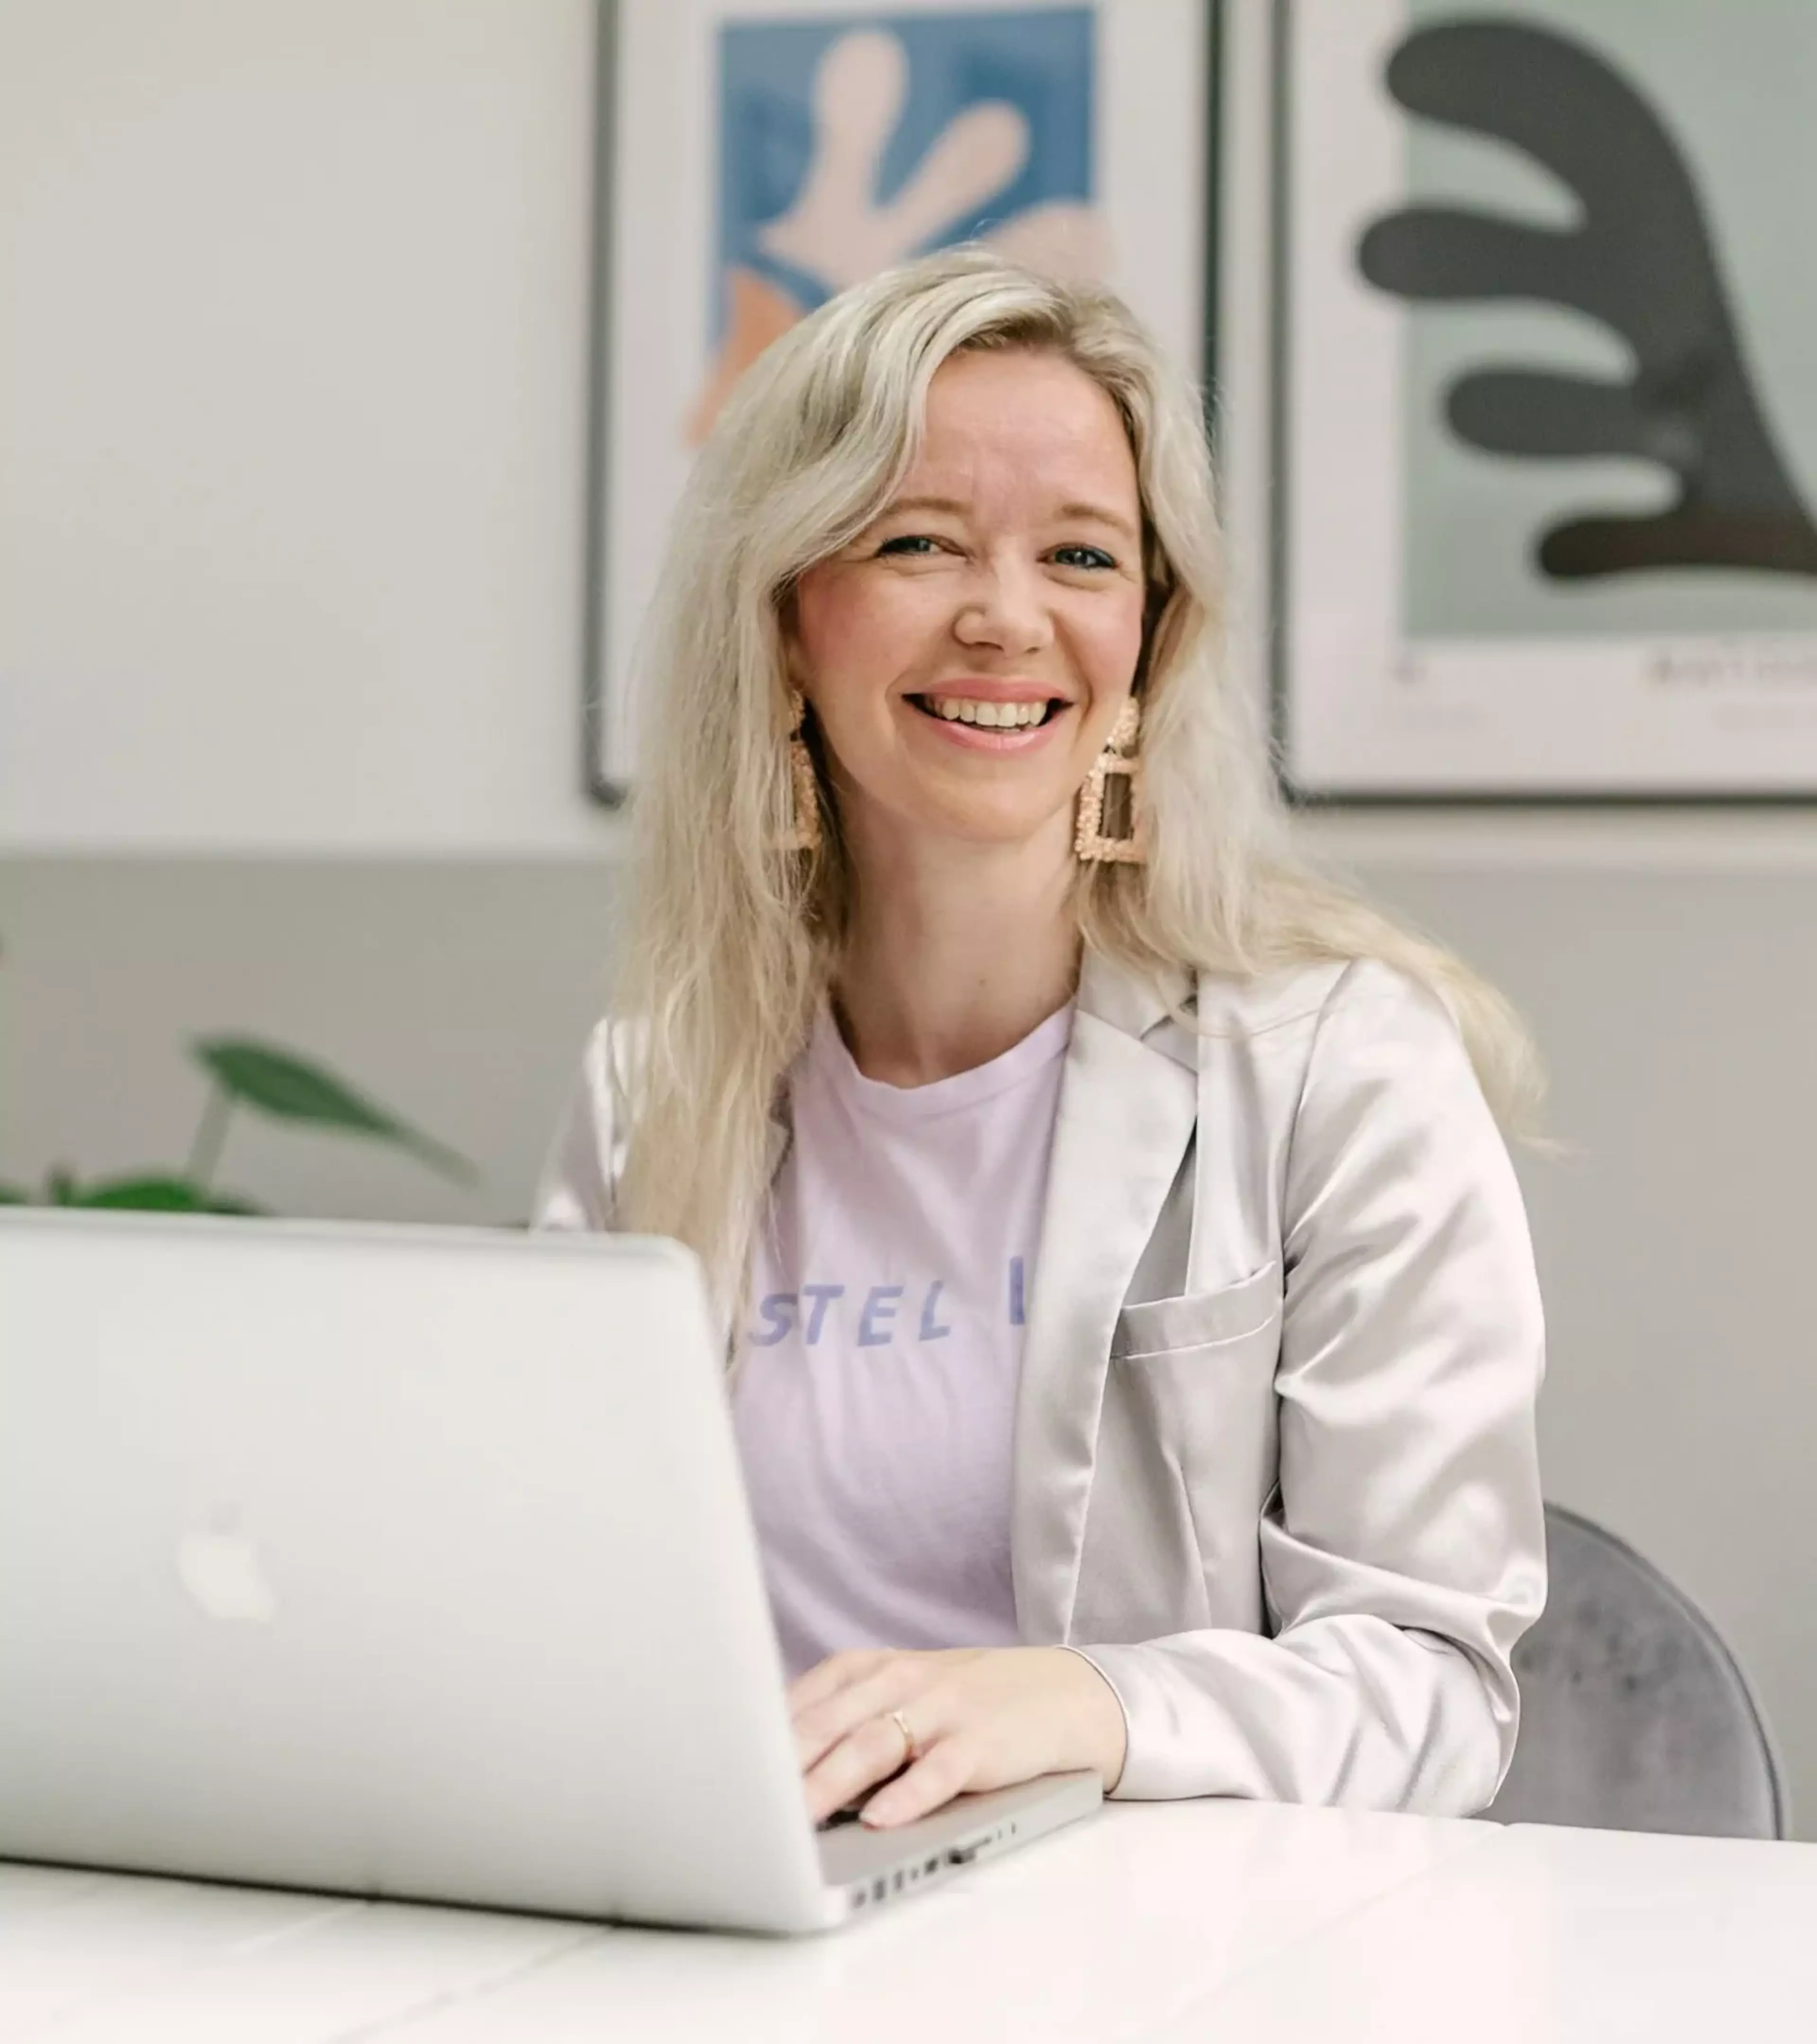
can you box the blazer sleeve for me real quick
[529,1020,619,1232]
[1076,959,1547,1815]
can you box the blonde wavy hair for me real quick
[613,248,1542,1313]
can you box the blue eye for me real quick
[877,534,940,556]
[1052,546,1116,570]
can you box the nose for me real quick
[951,558,1054,659]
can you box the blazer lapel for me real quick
[1011,952,1197,1642]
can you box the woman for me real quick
[537,249,1545,1835]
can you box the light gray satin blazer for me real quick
[533,951,1547,1818]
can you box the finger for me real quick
[803,1713,920,1825]
[792,1662,929,1772]
[786,1649,890,1718]
[860,1737,976,1830]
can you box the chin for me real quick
[921,797,1075,850]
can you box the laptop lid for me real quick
[0,1209,833,1933]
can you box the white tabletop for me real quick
[5,1806,1813,2044]
[1201,1819,1817,2044]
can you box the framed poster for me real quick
[1275,0,1817,802]
[586,0,1218,802]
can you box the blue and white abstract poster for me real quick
[690,8,1101,439]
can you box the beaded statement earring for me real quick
[776,688,821,855]
[1074,696,1146,864]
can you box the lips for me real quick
[900,691,1074,752]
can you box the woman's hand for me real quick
[788,1645,1128,1829]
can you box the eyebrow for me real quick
[877,494,1141,541]
[878,494,969,521]
[1056,499,1140,541]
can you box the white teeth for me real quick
[923,696,1050,727]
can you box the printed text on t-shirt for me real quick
[747,1257,1030,1347]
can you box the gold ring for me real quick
[887,1708,918,1764]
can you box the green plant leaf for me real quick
[188,1038,476,1184]
[0,1182,31,1204]
[65,1174,268,1215]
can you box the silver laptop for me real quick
[0,1208,1098,1934]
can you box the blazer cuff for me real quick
[1066,1625,1507,1811]
[1065,1641,1245,1801]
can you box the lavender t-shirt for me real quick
[732,998,1073,1680]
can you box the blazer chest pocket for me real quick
[1110,1263,1284,1592]
[1113,1260,1283,1363]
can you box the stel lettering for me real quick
[744,1264,1028,1349]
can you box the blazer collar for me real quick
[1075,946,1193,1039]
[1011,949,1199,1641]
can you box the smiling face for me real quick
[788,347,1148,861]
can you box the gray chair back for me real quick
[1484,1503,1787,1838]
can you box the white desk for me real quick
[1202,1820,1817,2044]
[5,1806,1813,2044]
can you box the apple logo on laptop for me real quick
[176,1515,278,1625]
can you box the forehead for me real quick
[900,349,1139,511]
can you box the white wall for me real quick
[2,0,1812,1833]
[0,0,618,854]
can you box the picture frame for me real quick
[584,0,1221,803]
[1272,0,1817,804]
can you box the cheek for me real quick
[793,571,921,693]
[1074,589,1148,689]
